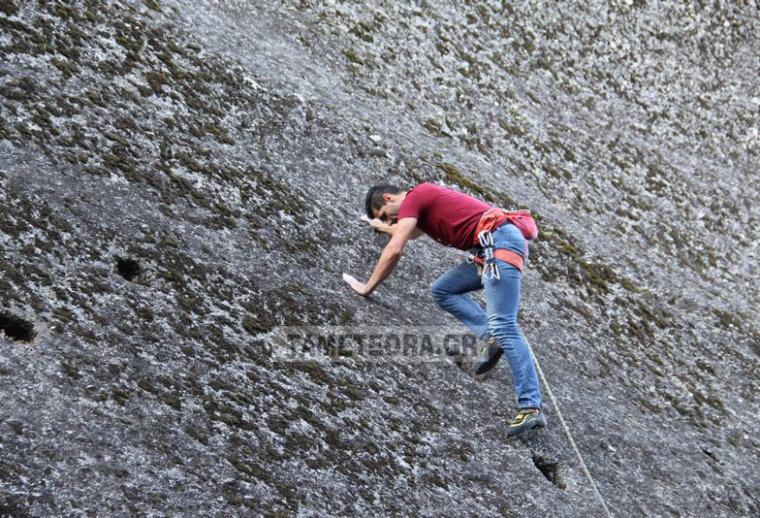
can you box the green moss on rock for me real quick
[0,1,18,16]
[144,71,168,95]
[143,0,162,12]
[436,162,490,199]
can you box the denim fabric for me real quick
[490,222,530,260]
[431,223,541,409]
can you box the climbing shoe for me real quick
[506,408,547,437]
[473,336,502,375]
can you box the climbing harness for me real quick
[467,244,526,276]
[465,207,537,279]
[466,228,527,279]
[527,338,615,518]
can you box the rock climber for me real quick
[342,182,546,437]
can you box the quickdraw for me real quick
[478,230,499,280]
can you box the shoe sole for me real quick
[506,415,547,437]
[474,348,503,375]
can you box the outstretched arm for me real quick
[343,217,419,297]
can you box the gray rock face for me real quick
[1,0,758,515]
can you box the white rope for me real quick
[526,339,615,518]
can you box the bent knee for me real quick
[431,284,448,303]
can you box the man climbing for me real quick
[342,182,546,437]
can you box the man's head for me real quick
[365,184,406,223]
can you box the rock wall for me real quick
[1,0,758,515]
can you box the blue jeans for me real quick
[431,224,541,409]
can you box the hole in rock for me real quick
[116,256,141,281]
[532,454,564,488]
[0,312,36,342]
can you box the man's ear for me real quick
[383,193,393,203]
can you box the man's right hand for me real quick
[362,215,393,234]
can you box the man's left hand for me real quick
[342,273,370,297]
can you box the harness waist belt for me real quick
[472,249,524,272]
[472,208,512,247]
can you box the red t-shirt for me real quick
[397,183,491,250]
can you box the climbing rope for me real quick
[526,338,615,518]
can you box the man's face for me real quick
[373,194,401,224]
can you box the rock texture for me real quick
[1,0,758,515]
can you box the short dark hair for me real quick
[365,184,402,219]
